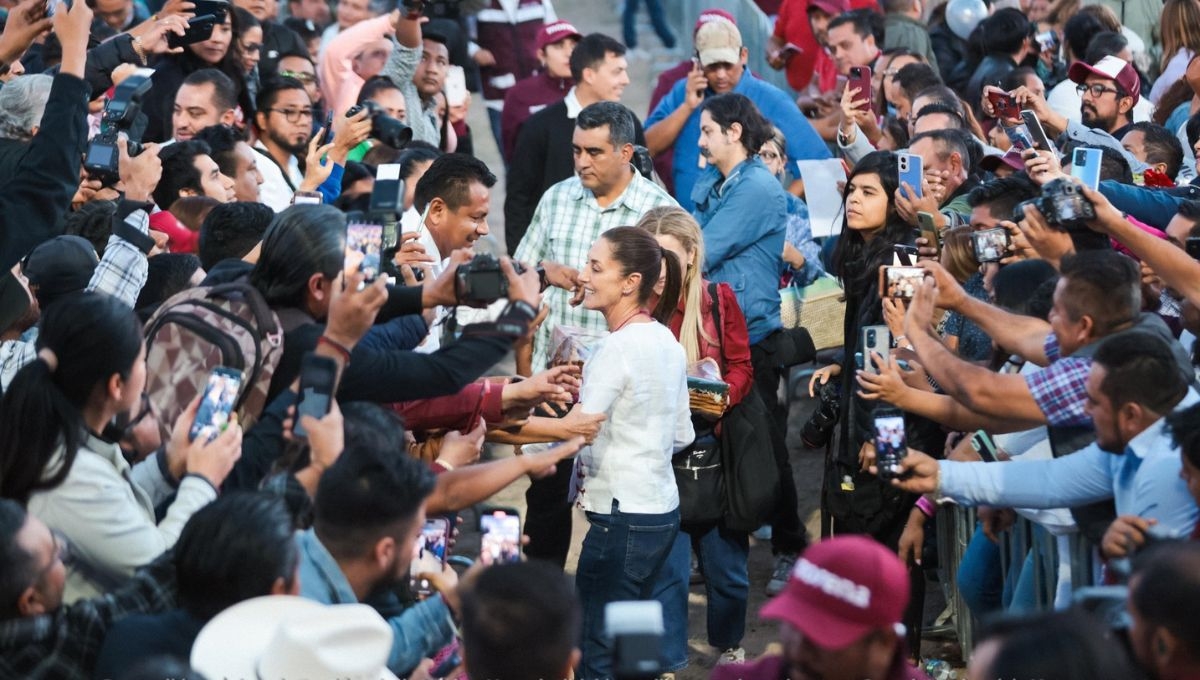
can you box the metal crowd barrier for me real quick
[662,0,796,95]
[940,506,1099,660]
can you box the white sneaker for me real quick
[717,647,746,665]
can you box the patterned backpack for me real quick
[143,281,284,442]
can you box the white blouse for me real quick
[575,321,695,515]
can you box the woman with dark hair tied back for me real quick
[572,226,693,678]
[0,292,242,603]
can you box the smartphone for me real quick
[321,111,335,146]
[293,354,337,439]
[898,152,923,199]
[848,66,873,113]
[409,517,451,597]
[167,14,219,49]
[917,211,940,256]
[1070,147,1103,190]
[874,408,908,480]
[1187,237,1200,260]
[445,65,468,108]
[970,430,999,463]
[189,367,243,443]
[479,509,521,565]
[972,227,1011,263]
[192,0,230,21]
[878,265,925,301]
[1003,123,1035,152]
[855,352,911,371]
[860,324,891,375]
[345,222,383,282]
[1020,110,1056,155]
[988,90,1021,120]
[1035,30,1059,53]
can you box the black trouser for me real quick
[750,330,809,556]
[522,458,575,567]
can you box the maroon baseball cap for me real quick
[760,536,910,649]
[694,8,736,34]
[980,148,1026,173]
[536,20,582,51]
[1068,56,1141,105]
[808,0,850,17]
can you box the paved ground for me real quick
[451,2,899,676]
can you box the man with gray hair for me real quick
[513,100,678,568]
[0,74,55,175]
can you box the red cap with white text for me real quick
[760,536,910,648]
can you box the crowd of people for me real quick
[4,0,1200,677]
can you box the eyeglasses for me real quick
[269,108,315,123]
[1076,83,1123,98]
[279,70,317,84]
[38,530,73,579]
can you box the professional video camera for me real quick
[346,100,413,150]
[84,69,154,184]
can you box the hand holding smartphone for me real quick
[898,152,923,199]
[293,354,337,439]
[167,14,219,49]
[345,222,383,283]
[879,266,925,301]
[987,90,1021,121]
[860,324,891,375]
[189,367,242,443]
[848,66,873,113]
[917,211,940,256]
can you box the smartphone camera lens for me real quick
[866,330,875,343]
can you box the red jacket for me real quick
[390,378,505,432]
[667,281,755,409]
[501,70,571,161]
[475,0,551,104]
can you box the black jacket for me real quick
[503,99,645,255]
[0,73,89,271]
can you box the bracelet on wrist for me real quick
[317,334,352,363]
[915,495,937,518]
[434,458,455,471]
[131,36,148,66]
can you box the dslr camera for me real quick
[1013,177,1096,228]
[456,253,524,305]
[346,100,413,149]
[84,69,154,184]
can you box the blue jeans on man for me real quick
[577,499,681,678]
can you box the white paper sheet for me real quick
[796,159,848,238]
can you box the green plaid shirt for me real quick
[514,171,678,371]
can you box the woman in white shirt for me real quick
[573,226,694,679]
[0,292,242,603]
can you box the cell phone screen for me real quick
[479,512,521,565]
[345,222,383,282]
[874,411,907,480]
[410,518,450,597]
[189,368,242,443]
[881,266,925,300]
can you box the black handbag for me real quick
[720,388,780,532]
[673,433,725,524]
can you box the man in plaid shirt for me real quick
[512,100,676,567]
[513,100,677,375]
[0,500,176,680]
[896,251,1190,433]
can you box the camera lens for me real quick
[867,330,875,343]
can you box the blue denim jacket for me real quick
[692,157,787,345]
[296,528,456,676]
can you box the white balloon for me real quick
[946,0,989,40]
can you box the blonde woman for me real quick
[639,206,757,666]
[1152,0,1200,104]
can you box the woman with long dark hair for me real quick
[809,150,916,535]
[572,226,692,679]
[0,292,242,602]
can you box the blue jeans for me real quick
[956,523,1005,617]
[486,107,504,164]
[1008,523,1057,613]
[622,0,676,49]
[655,522,750,667]
[577,500,680,680]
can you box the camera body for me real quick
[346,101,413,149]
[455,253,508,305]
[84,69,154,183]
[801,379,840,449]
[1014,178,1096,228]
